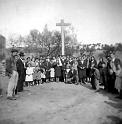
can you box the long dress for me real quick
[98,61,106,84]
[55,66,61,78]
[50,68,55,78]
[33,67,39,81]
[77,59,87,79]
[115,63,122,92]
[41,71,46,79]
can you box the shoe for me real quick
[95,90,100,92]
[18,89,23,92]
[7,96,16,100]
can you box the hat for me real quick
[11,49,18,53]
[19,52,25,56]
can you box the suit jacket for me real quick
[61,59,67,70]
[45,61,51,71]
[77,59,87,69]
[89,59,97,68]
[6,56,16,76]
[16,58,25,78]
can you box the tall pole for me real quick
[61,26,64,55]
[56,19,71,56]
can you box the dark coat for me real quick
[98,61,106,84]
[55,65,61,78]
[67,69,77,79]
[6,56,16,76]
[89,59,97,68]
[45,61,51,79]
[67,69,78,83]
[77,59,87,78]
[16,58,25,92]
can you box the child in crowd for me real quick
[36,69,42,85]
[33,66,39,85]
[40,68,46,84]
[25,63,34,87]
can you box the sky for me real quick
[0,0,122,46]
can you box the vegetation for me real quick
[8,25,78,57]
[1,24,122,58]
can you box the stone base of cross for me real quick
[56,19,71,55]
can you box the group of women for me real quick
[23,52,122,99]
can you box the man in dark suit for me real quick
[108,52,118,94]
[60,55,67,82]
[77,54,87,84]
[15,52,25,94]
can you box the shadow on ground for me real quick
[82,83,122,124]
[83,83,122,111]
[0,119,25,124]
[103,115,122,124]
[99,90,122,113]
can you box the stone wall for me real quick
[0,62,8,95]
[0,35,8,95]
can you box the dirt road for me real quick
[0,82,122,124]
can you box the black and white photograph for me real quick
[0,0,122,124]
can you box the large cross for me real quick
[56,19,70,55]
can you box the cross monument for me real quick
[56,19,71,55]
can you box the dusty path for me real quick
[0,82,122,124]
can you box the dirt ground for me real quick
[0,82,122,124]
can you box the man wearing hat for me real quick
[108,51,119,94]
[15,51,25,94]
[6,49,18,100]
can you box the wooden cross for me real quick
[56,19,70,55]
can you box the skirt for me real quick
[25,74,33,82]
[115,76,122,91]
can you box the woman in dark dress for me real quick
[89,56,97,84]
[97,57,106,85]
[55,58,62,82]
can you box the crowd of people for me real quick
[4,48,122,100]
